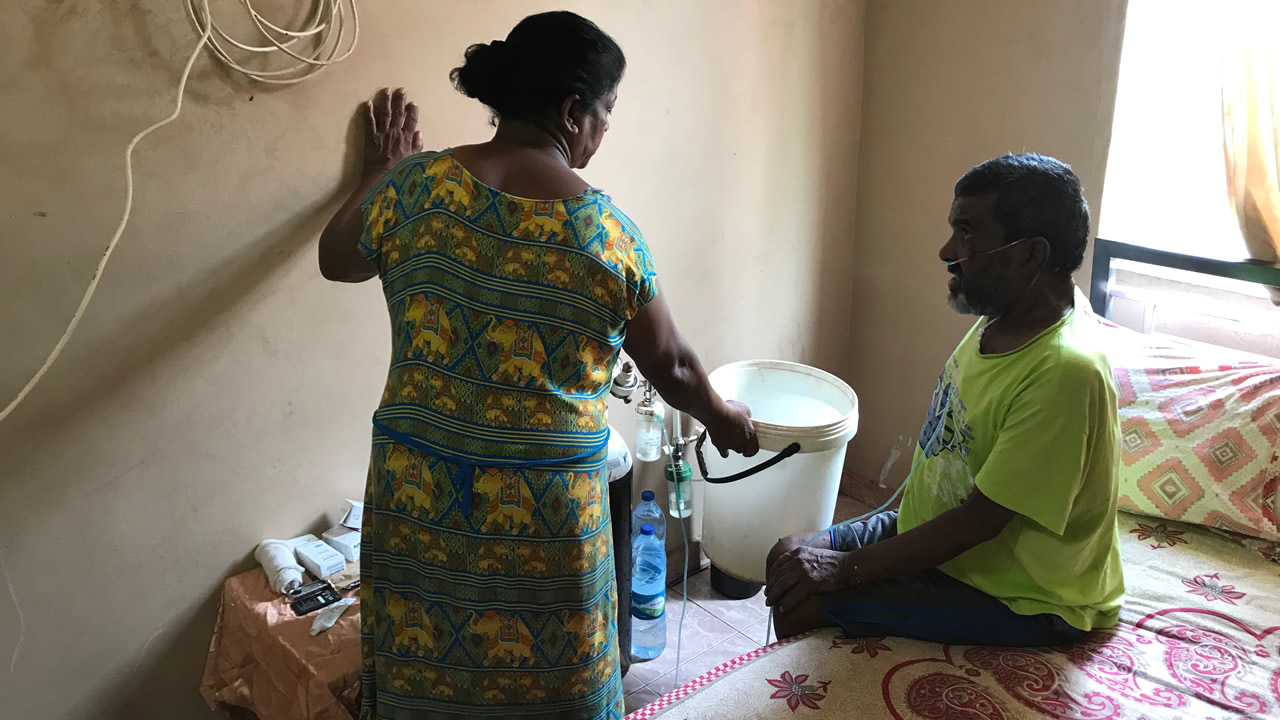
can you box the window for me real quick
[1100,1,1245,264]
[1099,0,1279,358]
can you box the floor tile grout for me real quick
[624,493,873,703]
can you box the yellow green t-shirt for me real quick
[897,293,1125,631]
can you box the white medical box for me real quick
[295,539,346,579]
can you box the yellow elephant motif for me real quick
[367,188,399,238]
[483,393,516,424]
[393,666,455,699]
[430,174,472,214]
[565,665,597,697]
[453,234,479,263]
[468,611,533,663]
[405,294,453,361]
[501,246,537,278]
[472,470,534,533]
[577,337,613,386]
[568,473,604,530]
[427,375,459,413]
[515,543,548,573]
[544,250,574,287]
[589,269,614,305]
[516,673,551,701]
[387,593,436,654]
[385,445,412,475]
[392,453,433,514]
[415,527,450,565]
[475,541,512,573]
[593,531,612,557]
[516,201,567,240]
[486,319,547,382]
[563,611,609,660]
[476,673,522,704]
[416,217,444,250]
[522,396,554,429]
[398,369,427,401]
[386,521,411,553]
[419,667,454,699]
[565,543,595,574]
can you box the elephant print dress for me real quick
[356,151,656,720]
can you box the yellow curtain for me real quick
[1222,1,1280,304]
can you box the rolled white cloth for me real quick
[255,538,304,594]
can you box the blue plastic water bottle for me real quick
[630,523,667,660]
[631,490,666,542]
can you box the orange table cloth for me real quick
[201,569,361,720]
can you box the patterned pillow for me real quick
[1107,327,1280,541]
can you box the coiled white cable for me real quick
[186,0,358,85]
[0,0,357,425]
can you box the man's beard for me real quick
[947,265,1010,317]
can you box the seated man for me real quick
[765,153,1123,646]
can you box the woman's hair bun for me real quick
[449,41,513,113]
[450,12,625,126]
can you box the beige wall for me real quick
[843,0,1128,497]
[0,1,863,717]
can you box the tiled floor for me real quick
[622,493,873,714]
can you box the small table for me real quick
[202,467,633,718]
[201,569,361,720]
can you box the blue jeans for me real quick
[823,511,1085,647]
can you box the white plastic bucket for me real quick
[699,360,859,585]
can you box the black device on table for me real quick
[289,580,342,616]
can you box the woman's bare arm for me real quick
[319,87,424,283]
[624,291,758,457]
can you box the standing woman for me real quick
[318,11,757,720]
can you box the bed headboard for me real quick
[1088,237,1280,317]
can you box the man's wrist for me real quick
[840,550,864,589]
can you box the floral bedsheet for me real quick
[629,513,1280,719]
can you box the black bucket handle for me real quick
[694,429,802,484]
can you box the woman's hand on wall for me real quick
[363,87,424,176]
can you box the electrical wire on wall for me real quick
[0,0,358,425]
[185,0,358,84]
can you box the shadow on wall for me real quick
[10,104,366,444]
[0,97,364,720]
[84,558,239,720]
[805,2,864,376]
[31,197,357,718]
[13,197,337,442]
[0,204,330,716]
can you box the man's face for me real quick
[940,195,1015,317]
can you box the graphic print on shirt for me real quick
[919,358,975,458]
[917,358,977,508]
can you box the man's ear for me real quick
[1028,236,1051,269]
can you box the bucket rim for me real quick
[708,359,859,445]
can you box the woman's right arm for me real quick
[319,88,423,283]
[623,291,758,457]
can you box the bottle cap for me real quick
[641,490,655,502]
[640,523,655,536]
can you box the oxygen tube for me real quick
[660,417,693,690]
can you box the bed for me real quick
[627,239,1280,719]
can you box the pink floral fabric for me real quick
[627,513,1280,719]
